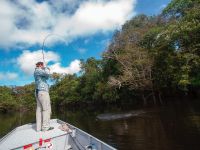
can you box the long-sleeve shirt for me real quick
[34,67,50,92]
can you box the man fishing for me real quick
[34,62,54,132]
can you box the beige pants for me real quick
[36,91,51,131]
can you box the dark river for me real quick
[0,100,200,150]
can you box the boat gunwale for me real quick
[57,119,117,150]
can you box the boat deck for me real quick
[0,119,117,150]
[0,119,70,150]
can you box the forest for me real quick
[1,0,200,112]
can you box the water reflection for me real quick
[0,101,200,150]
[0,111,35,138]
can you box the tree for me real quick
[78,57,102,102]
[0,86,18,111]
[142,0,200,95]
[162,0,199,18]
[104,15,156,104]
[50,74,80,107]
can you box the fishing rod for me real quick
[41,33,67,66]
[41,33,79,68]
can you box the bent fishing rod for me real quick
[41,33,79,68]
[41,33,66,66]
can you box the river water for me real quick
[0,100,200,150]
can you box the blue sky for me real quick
[0,0,171,86]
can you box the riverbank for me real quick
[1,90,199,114]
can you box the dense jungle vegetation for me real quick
[1,0,200,112]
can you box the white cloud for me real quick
[0,74,3,80]
[0,72,18,80]
[50,59,81,74]
[7,73,18,80]
[160,4,167,10]
[0,0,137,48]
[84,39,90,45]
[17,50,60,75]
[77,48,87,54]
[54,0,137,37]
[17,50,81,75]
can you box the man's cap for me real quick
[36,62,44,66]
